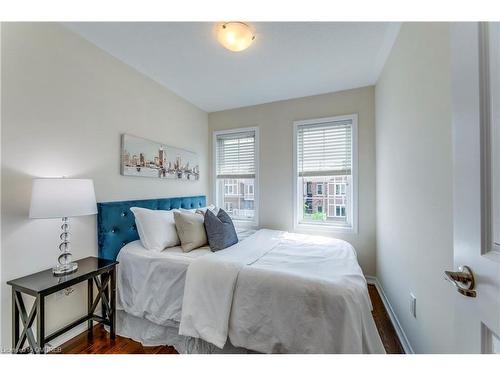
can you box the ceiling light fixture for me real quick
[216,22,255,52]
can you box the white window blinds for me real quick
[297,119,352,177]
[216,131,256,179]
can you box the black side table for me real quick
[7,256,118,354]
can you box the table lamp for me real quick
[29,178,97,276]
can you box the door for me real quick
[450,22,500,353]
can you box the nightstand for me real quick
[7,256,118,354]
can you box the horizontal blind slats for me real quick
[299,169,350,177]
[297,120,352,176]
[216,131,256,178]
[217,174,255,179]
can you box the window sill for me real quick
[294,222,356,234]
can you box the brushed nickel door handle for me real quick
[444,265,477,297]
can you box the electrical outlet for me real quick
[55,287,74,300]
[410,293,417,318]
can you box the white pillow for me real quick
[180,204,216,214]
[130,207,180,251]
[173,210,208,252]
[195,204,218,215]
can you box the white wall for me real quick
[208,87,377,275]
[1,23,208,349]
[0,22,3,348]
[375,22,455,353]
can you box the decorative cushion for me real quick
[130,207,180,251]
[173,210,208,252]
[204,209,238,251]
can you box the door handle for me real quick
[444,265,476,297]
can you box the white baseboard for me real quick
[44,322,92,353]
[365,275,414,354]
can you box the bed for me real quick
[97,196,385,354]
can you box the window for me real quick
[294,115,357,232]
[306,181,312,195]
[244,182,254,197]
[214,128,259,225]
[224,179,238,195]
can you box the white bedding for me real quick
[116,240,211,324]
[116,228,256,325]
[117,229,384,354]
[179,229,385,354]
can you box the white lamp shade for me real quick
[29,178,97,219]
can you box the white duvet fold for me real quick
[179,229,385,353]
[178,229,281,348]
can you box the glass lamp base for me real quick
[52,262,78,276]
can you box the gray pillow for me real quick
[204,209,238,251]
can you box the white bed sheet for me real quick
[114,310,253,353]
[116,240,211,325]
[116,229,384,354]
[116,227,257,326]
[180,229,385,354]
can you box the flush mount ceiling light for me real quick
[216,22,255,52]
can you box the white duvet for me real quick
[117,242,211,324]
[179,229,385,354]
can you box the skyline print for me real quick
[121,134,200,181]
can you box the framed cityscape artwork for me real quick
[121,134,200,181]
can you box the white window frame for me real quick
[316,183,323,196]
[244,182,254,196]
[224,179,238,195]
[292,114,358,233]
[213,126,259,228]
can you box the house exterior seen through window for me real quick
[221,178,255,219]
[215,128,258,224]
[303,175,349,221]
[294,115,357,231]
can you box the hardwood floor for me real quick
[54,325,177,354]
[368,284,404,354]
[55,284,404,354]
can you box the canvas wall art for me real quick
[121,134,200,180]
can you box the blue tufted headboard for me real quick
[97,195,206,260]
